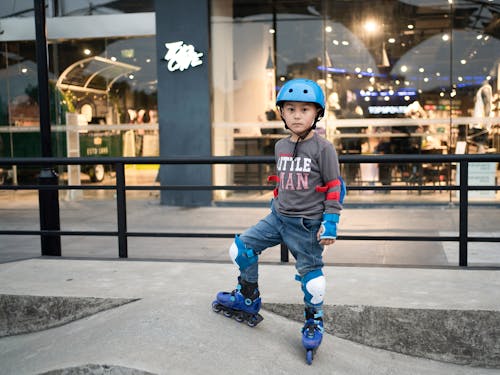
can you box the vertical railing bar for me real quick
[280,242,289,263]
[459,159,468,267]
[116,162,128,258]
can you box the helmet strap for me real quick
[290,116,319,159]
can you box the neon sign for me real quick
[164,41,203,72]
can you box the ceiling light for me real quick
[364,20,378,33]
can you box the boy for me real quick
[212,78,345,364]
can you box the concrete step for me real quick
[264,303,500,368]
[1,295,497,375]
[0,259,498,374]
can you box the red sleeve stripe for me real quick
[268,175,280,197]
[315,179,341,193]
[268,175,280,183]
[326,192,340,201]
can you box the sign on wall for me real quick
[163,40,203,72]
[456,162,498,199]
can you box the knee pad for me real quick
[295,269,325,308]
[229,235,258,271]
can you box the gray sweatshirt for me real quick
[271,132,343,219]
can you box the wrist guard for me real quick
[319,213,339,240]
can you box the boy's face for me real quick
[281,101,319,136]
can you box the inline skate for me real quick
[212,277,263,327]
[302,307,324,365]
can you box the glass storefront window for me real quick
[211,0,499,203]
[0,1,154,18]
[52,36,157,126]
[0,2,497,204]
[0,28,158,184]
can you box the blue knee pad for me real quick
[229,235,258,271]
[295,269,325,308]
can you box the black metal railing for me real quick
[0,154,499,267]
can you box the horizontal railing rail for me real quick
[1,154,499,266]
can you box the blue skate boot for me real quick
[212,277,264,327]
[302,307,324,365]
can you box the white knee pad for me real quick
[229,235,258,271]
[305,275,325,305]
[296,269,325,307]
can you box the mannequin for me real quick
[473,80,493,122]
[471,80,493,153]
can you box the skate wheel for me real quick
[306,350,313,365]
[223,310,233,318]
[234,313,244,322]
[211,301,221,313]
[246,319,257,327]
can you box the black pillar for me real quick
[155,0,212,206]
[34,0,61,255]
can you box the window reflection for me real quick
[0,35,158,188]
[211,0,499,202]
[0,1,154,18]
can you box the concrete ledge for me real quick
[38,364,156,375]
[263,303,500,368]
[0,294,139,337]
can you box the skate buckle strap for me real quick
[314,310,324,319]
[245,249,256,258]
[230,284,242,302]
[304,309,323,319]
[312,321,324,334]
[303,319,324,335]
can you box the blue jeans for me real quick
[238,206,324,283]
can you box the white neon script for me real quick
[164,41,203,72]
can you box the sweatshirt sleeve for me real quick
[315,142,344,215]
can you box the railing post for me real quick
[116,163,128,258]
[459,160,468,267]
[34,0,61,256]
[280,242,289,263]
[38,169,61,256]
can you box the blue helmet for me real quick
[276,78,325,118]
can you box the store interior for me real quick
[0,0,498,204]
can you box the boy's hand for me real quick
[317,213,339,246]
